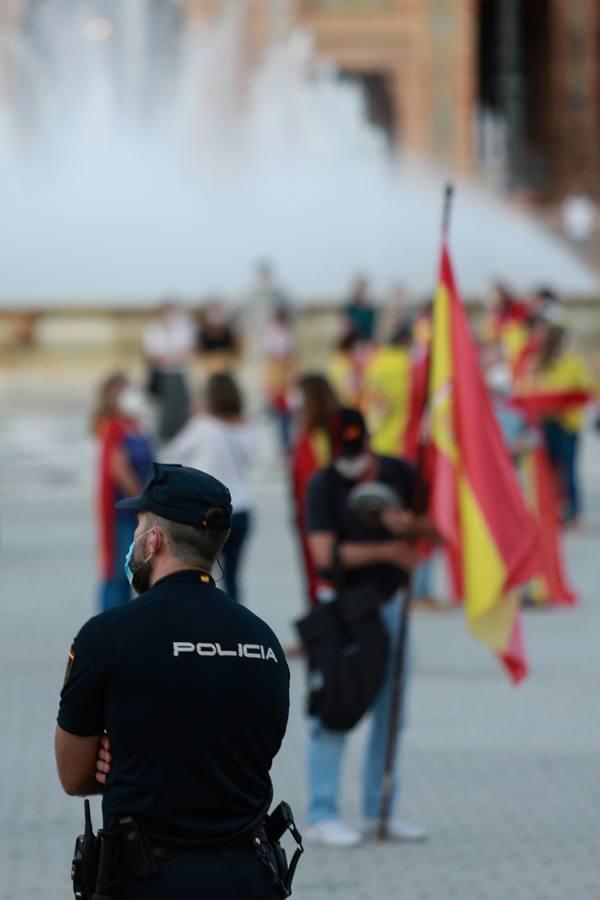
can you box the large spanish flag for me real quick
[428,245,543,682]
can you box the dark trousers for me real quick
[542,420,580,521]
[155,371,190,443]
[221,510,252,603]
[118,846,283,899]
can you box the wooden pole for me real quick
[377,183,454,840]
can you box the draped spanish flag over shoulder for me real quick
[429,245,543,683]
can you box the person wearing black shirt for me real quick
[304,408,429,848]
[56,463,290,899]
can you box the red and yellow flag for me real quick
[428,246,543,682]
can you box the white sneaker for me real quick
[363,818,428,842]
[305,820,362,848]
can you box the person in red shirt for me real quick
[91,372,154,611]
[290,374,338,606]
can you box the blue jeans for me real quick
[271,408,292,454]
[412,557,434,599]
[561,431,580,521]
[307,593,411,824]
[99,517,135,612]
[542,420,581,521]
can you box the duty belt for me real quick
[72,799,304,900]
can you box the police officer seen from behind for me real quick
[55,463,295,899]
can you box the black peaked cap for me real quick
[116,463,232,530]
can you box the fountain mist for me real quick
[0,0,597,305]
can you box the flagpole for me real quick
[377,183,454,841]
[442,182,454,240]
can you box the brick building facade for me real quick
[186,0,600,200]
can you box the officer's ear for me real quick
[146,523,164,557]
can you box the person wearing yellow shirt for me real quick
[482,282,530,368]
[533,326,590,526]
[361,325,412,457]
[328,330,364,407]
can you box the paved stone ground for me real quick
[1,382,599,900]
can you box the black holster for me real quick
[71,805,157,900]
[253,802,304,898]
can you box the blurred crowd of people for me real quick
[86,267,597,848]
[89,269,597,615]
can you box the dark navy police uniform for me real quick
[58,464,290,899]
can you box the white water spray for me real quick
[0,1,597,305]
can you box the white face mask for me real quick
[118,387,146,418]
[334,454,370,481]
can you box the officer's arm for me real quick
[55,725,103,797]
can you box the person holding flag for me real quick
[304,407,432,847]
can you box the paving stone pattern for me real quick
[1,390,599,899]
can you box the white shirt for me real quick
[143,311,197,372]
[161,415,253,513]
[264,322,295,359]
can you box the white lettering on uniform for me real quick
[173,642,195,657]
[172,642,278,662]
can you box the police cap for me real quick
[116,462,232,530]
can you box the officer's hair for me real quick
[147,511,229,566]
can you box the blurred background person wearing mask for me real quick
[143,300,196,443]
[263,304,297,455]
[290,373,338,608]
[91,373,154,611]
[162,372,254,603]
